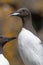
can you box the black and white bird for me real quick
[10,8,43,65]
[0,36,16,65]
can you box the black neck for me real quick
[22,17,37,35]
[0,45,3,54]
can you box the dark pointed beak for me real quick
[10,12,20,16]
[0,37,16,46]
[5,37,16,42]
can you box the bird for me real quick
[0,35,16,65]
[10,8,43,65]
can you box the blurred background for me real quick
[0,0,43,65]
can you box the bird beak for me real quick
[6,37,16,42]
[10,12,20,16]
[1,37,16,46]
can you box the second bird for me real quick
[0,36,16,65]
[10,8,43,65]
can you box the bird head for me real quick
[10,8,31,18]
[0,36,16,46]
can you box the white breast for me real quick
[18,28,43,65]
[0,54,10,65]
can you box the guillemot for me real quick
[10,8,43,65]
[0,36,16,65]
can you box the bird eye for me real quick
[22,10,27,14]
[22,10,25,12]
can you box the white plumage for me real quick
[18,28,43,65]
[0,54,10,65]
